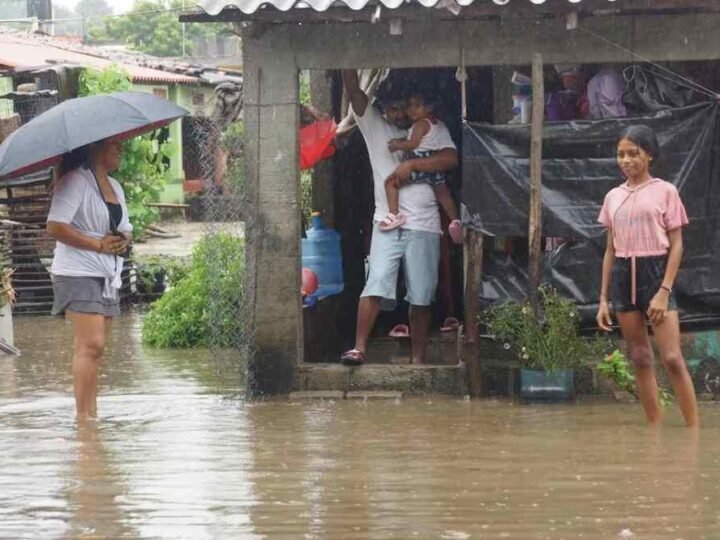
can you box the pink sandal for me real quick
[441,317,460,332]
[378,213,407,231]
[341,349,366,366]
[388,324,410,338]
[448,219,463,244]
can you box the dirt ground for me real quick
[133,221,244,258]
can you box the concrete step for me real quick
[296,363,466,395]
[363,332,459,365]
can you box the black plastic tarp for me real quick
[462,103,720,323]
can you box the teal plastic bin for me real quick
[520,369,575,402]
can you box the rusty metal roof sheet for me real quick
[195,0,619,15]
[0,35,200,85]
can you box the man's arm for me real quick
[341,70,369,117]
[390,148,458,183]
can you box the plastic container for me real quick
[520,369,575,402]
[301,212,344,298]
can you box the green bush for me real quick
[142,233,245,348]
[481,287,609,372]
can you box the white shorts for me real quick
[361,224,440,307]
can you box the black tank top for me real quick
[107,202,123,230]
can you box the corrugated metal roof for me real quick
[0,32,200,85]
[196,0,618,15]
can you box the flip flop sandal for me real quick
[441,317,460,332]
[341,349,365,366]
[388,324,410,338]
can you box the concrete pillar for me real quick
[241,24,302,395]
[309,69,335,227]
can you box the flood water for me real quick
[1,312,719,539]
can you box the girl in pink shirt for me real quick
[597,125,698,427]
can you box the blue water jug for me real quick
[302,212,344,298]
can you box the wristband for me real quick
[660,285,672,293]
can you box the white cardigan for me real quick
[47,167,132,299]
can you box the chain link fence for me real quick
[186,82,257,395]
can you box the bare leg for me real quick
[651,311,699,427]
[355,296,381,355]
[617,311,661,425]
[409,305,432,364]
[385,177,400,216]
[433,183,458,221]
[67,312,107,419]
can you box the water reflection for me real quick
[65,420,135,539]
[0,312,719,539]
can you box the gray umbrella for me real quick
[0,91,189,179]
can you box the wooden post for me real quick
[528,53,544,310]
[463,228,484,398]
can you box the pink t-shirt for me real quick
[598,178,688,258]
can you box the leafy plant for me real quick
[598,349,675,407]
[300,170,313,226]
[221,121,245,197]
[481,286,608,372]
[597,349,637,396]
[0,241,15,308]
[142,233,244,348]
[134,254,190,294]
[79,66,172,238]
[300,71,311,106]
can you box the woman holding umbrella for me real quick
[0,91,187,418]
[47,137,131,419]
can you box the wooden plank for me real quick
[462,228,483,398]
[528,52,544,311]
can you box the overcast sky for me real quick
[52,0,142,15]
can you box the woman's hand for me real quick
[97,234,128,255]
[647,289,670,325]
[596,299,613,332]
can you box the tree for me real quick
[52,4,83,36]
[89,0,230,58]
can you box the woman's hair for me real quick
[617,125,660,160]
[58,145,91,178]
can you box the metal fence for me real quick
[187,81,255,393]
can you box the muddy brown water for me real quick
[1,312,719,539]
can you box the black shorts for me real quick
[611,256,677,314]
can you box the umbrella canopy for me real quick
[0,92,188,179]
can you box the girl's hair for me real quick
[407,91,437,111]
[617,125,660,160]
[58,145,91,178]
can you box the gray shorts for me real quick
[51,275,120,317]
[361,224,440,307]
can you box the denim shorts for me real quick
[611,256,677,314]
[361,224,440,307]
